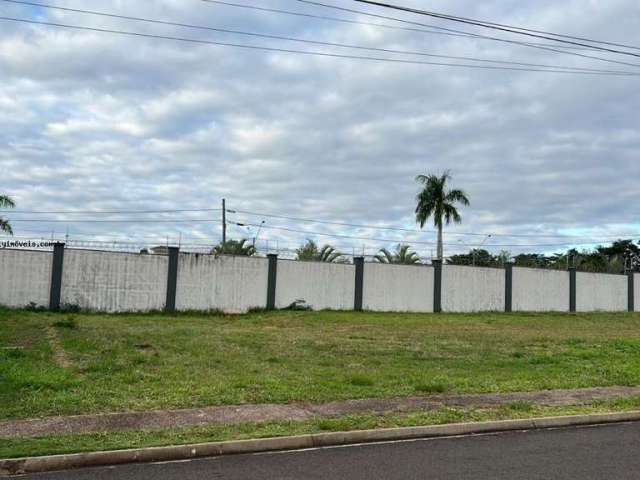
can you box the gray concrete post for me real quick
[569,267,577,313]
[49,242,65,311]
[505,262,514,313]
[165,247,180,313]
[629,273,635,313]
[354,257,364,311]
[433,259,442,313]
[266,254,278,310]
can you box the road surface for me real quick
[19,422,640,479]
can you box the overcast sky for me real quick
[0,0,638,258]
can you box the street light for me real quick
[473,234,492,267]
[253,220,266,249]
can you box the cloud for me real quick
[0,0,638,257]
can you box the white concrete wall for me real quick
[512,267,570,312]
[0,249,52,308]
[363,263,434,312]
[576,272,628,312]
[635,274,640,313]
[61,250,168,312]
[275,260,354,310]
[442,265,505,312]
[176,254,268,313]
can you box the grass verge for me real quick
[3,396,640,459]
[2,308,640,420]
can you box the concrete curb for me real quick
[2,411,640,476]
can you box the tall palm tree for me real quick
[212,238,256,256]
[0,195,15,235]
[415,171,469,261]
[374,244,421,264]
[295,239,343,263]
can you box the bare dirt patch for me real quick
[2,386,639,439]
[45,326,72,370]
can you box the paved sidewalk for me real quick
[2,386,639,439]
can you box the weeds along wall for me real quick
[0,246,635,314]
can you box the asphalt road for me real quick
[19,422,640,479]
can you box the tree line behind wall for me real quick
[447,239,640,274]
[210,238,639,273]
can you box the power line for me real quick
[352,2,640,50]
[388,6,640,52]
[3,16,636,76]
[7,218,223,223]
[0,234,216,247]
[231,220,614,248]
[1,207,221,214]
[5,205,638,242]
[11,227,219,241]
[229,208,640,240]
[285,0,640,69]
[4,221,629,250]
[353,0,640,58]
[415,10,638,52]
[1,0,628,74]
[201,0,597,51]
[201,0,482,39]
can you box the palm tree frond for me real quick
[0,195,15,236]
[212,238,256,256]
[0,219,13,235]
[444,189,470,206]
[375,245,420,264]
[0,196,15,208]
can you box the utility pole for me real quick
[222,198,227,246]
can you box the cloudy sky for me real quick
[0,0,638,259]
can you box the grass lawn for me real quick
[2,308,640,421]
[3,396,640,459]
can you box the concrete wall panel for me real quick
[176,254,268,313]
[363,263,433,312]
[442,265,504,312]
[61,250,168,312]
[576,272,627,312]
[512,267,570,312]
[2,249,632,314]
[275,260,354,310]
[0,249,51,308]
[635,274,640,312]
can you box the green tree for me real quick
[573,251,623,274]
[513,253,549,269]
[447,249,493,267]
[447,249,510,267]
[295,239,343,263]
[512,240,640,274]
[596,239,640,257]
[374,244,421,264]
[415,171,469,261]
[212,239,256,256]
[0,195,15,235]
